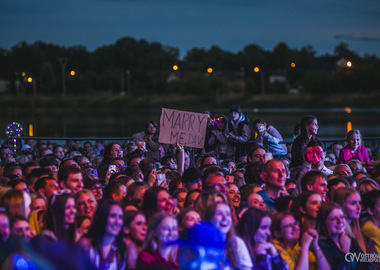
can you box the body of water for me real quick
[1,107,380,142]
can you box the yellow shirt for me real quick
[273,240,317,270]
[361,220,380,254]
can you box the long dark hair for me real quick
[141,186,168,224]
[316,201,342,238]
[236,207,271,258]
[46,193,76,242]
[300,115,317,141]
[87,199,126,268]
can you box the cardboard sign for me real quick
[159,108,208,149]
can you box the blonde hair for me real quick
[0,190,27,218]
[143,212,177,263]
[333,187,366,253]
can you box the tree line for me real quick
[0,37,379,97]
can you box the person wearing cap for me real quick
[227,105,251,162]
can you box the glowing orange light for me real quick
[254,67,260,73]
[347,121,352,133]
[29,124,34,137]
[290,62,296,68]
[70,70,76,76]
[207,68,213,73]
[253,108,259,113]
[172,65,178,71]
[344,107,352,114]
[27,77,33,83]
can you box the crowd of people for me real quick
[1,105,380,269]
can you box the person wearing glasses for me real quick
[316,202,368,270]
[247,145,268,164]
[272,212,330,270]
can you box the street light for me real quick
[70,70,76,76]
[290,62,296,68]
[172,65,179,71]
[207,68,213,74]
[346,61,352,67]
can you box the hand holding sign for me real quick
[158,108,208,149]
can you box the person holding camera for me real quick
[253,119,287,159]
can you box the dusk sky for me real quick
[1,0,380,58]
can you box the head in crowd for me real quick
[229,105,242,122]
[227,183,240,209]
[145,120,158,136]
[103,180,127,203]
[247,192,266,211]
[316,202,345,239]
[168,176,184,195]
[39,155,59,173]
[345,129,362,152]
[34,176,60,198]
[58,165,83,194]
[244,162,265,185]
[46,192,77,241]
[124,211,147,248]
[333,187,367,252]
[204,201,240,266]
[161,155,178,170]
[237,207,272,257]
[0,211,10,242]
[291,191,322,233]
[125,182,148,208]
[86,199,125,265]
[202,166,227,194]
[247,145,267,164]
[143,212,178,260]
[176,207,201,237]
[11,216,32,242]
[362,190,380,226]
[261,159,286,191]
[172,188,187,212]
[301,171,328,201]
[182,168,202,191]
[333,164,353,177]
[271,212,300,247]
[0,189,29,219]
[300,115,318,141]
[201,154,218,167]
[357,178,380,196]
[30,192,47,212]
[142,187,174,222]
[184,189,201,209]
[86,180,103,201]
[75,189,97,220]
[204,202,233,241]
